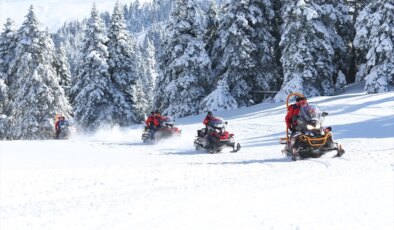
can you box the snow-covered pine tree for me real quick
[154,0,211,117]
[0,80,7,139]
[314,0,354,84]
[204,0,220,63]
[0,79,8,114]
[0,78,8,139]
[6,6,70,139]
[54,43,72,99]
[275,0,337,101]
[131,76,149,121]
[354,0,394,93]
[346,0,372,22]
[140,37,158,112]
[108,2,140,126]
[335,70,347,93]
[53,20,86,80]
[0,19,17,86]
[199,79,237,113]
[0,18,17,126]
[0,19,16,139]
[211,0,281,106]
[72,5,120,132]
[145,23,166,59]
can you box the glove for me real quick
[289,127,295,133]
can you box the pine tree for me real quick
[346,0,372,22]
[314,0,354,84]
[0,19,17,86]
[335,70,347,93]
[0,79,8,139]
[140,37,158,112]
[0,79,7,113]
[354,0,394,93]
[53,43,72,99]
[0,19,16,139]
[204,0,220,62]
[7,6,70,139]
[154,0,211,117]
[275,0,337,101]
[131,77,148,121]
[211,0,281,106]
[0,19,17,124]
[145,23,166,59]
[108,3,140,126]
[53,20,86,80]
[72,5,120,132]
[199,79,237,113]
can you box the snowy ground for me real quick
[1,85,394,230]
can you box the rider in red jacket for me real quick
[55,116,67,139]
[145,111,163,140]
[285,96,307,132]
[203,111,213,126]
[145,112,160,128]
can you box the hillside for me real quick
[1,85,393,229]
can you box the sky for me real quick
[0,0,150,32]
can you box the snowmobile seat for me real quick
[197,129,205,137]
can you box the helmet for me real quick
[151,111,154,115]
[207,111,213,116]
[296,96,306,102]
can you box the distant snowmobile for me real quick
[280,93,345,160]
[194,117,241,153]
[141,116,181,143]
[57,122,70,139]
[54,114,72,139]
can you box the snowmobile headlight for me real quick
[315,123,321,129]
[307,124,315,130]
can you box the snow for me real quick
[1,86,394,229]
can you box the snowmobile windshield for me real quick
[299,104,322,122]
[208,117,225,129]
[161,116,175,125]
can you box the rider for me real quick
[145,111,161,140]
[285,96,308,134]
[55,116,68,139]
[203,111,214,134]
[202,111,220,151]
[145,112,155,127]
[154,110,163,129]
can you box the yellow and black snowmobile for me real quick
[280,93,345,161]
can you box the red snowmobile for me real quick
[194,117,241,153]
[141,116,181,143]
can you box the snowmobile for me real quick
[54,114,72,139]
[194,117,241,153]
[141,116,181,143]
[280,93,345,161]
[57,122,70,139]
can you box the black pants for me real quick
[55,129,61,139]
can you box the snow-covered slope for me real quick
[1,85,393,230]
